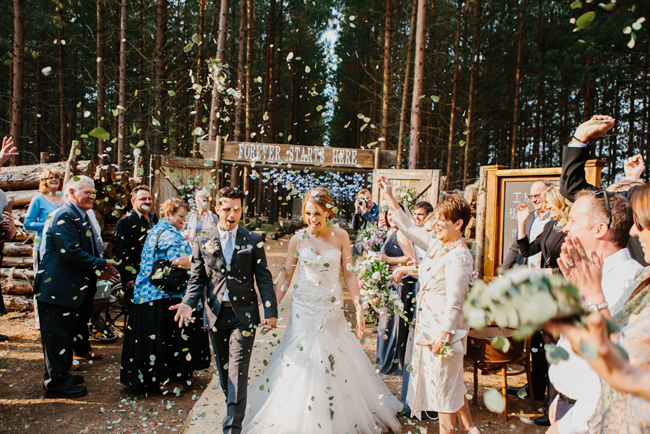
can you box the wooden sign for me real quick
[200,140,377,169]
[482,160,605,281]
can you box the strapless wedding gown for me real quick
[240,236,402,433]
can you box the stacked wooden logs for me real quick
[1,160,138,306]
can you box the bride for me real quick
[238,187,402,433]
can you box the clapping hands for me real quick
[557,237,606,306]
[624,154,645,180]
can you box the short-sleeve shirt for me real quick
[133,219,191,304]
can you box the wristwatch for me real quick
[585,301,608,313]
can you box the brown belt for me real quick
[221,300,232,308]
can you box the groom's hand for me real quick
[262,317,277,330]
[170,303,194,328]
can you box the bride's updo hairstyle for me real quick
[302,188,335,221]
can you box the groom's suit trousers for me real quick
[210,305,257,434]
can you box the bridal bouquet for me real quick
[353,256,406,324]
[463,266,583,340]
[355,223,387,254]
[394,185,418,213]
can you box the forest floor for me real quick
[0,236,547,433]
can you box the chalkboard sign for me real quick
[500,179,558,264]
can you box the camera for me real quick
[356,198,368,208]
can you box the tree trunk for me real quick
[57,5,67,159]
[243,0,255,217]
[153,0,168,155]
[445,0,463,189]
[207,0,230,141]
[261,0,276,144]
[380,0,392,150]
[192,0,206,157]
[232,0,246,187]
[271,1,284,144]
[10,0,25,165]
[396,0,418,169]
[583,54,593,121]
[510,0,525,169]
[408,0,428,169]
[464,0,481,188]
[97,0,106,164]
[117,0,128,169]
[34,52,42,158]
[137,0,145,151]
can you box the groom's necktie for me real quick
[223,231,234,266]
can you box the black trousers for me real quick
[38,300,78,391]
[530,331,549,400]
[209,306,257,434]
[73,285,97,356]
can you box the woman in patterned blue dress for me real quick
[120,198,210,394]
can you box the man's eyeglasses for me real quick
[594,190,612,228]
[529,194,541,200]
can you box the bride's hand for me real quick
[355,306,365,339]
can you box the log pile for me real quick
[1,160,140,303]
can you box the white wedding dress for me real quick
[240,233,403,433]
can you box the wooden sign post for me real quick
[482,160,605,281]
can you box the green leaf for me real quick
[598,2,616,11]
[580,340,598,360]
[570,1,582,9]
[431,95,440,102]
[544,343,569,364]
[168,90,176,97]
[89,127,110,141]
[576,11,596,30]
[191,33,201,44]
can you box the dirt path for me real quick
[0,237,546,433]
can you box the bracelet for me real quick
[572,135,589,145]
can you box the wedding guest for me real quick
[0,137,17,342]
[379,176,479,434]
[544,190,641,433]
[559,114,648,266]
[502,180,553,270]
[412,201,433,262]
[183,188,218,242]
[352,188,379,254]
[114,185,158,301]
[36,176,120,398]
[546,182,650,431]
[120,197,210,394]
[376,204,417,375]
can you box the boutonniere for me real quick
[204,238,220,255]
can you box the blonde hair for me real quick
[607,180,645,192]
[160,197,188,216]
[39,168,63,194]
[542,185,571,227]
[302,188,335,220]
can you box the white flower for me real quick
[372,271,381,280]
[204,239,220,255]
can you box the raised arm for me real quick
[560,115,615,201]
[378,176,435,252]
[274,234,300,304]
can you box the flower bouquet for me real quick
[355,223,387,254]
[353,255,406,324]
[463,266,583,340]
[394,185,419,213]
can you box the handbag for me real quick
[148,228,189,294]
[415,323,467,354]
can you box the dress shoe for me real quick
[78,350,102,360]
[0,334,7,342]
[506,385,545,401]
[72,375,85,385]
[44,385,88,399]
[70,360,82,371]
[421,411,438,421]
[534,415,551,427]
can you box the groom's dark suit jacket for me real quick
[182,225,277,328]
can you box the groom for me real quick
[172,187,277,434]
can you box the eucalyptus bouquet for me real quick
[353,256,406,324]
[355,223,387,254]
[463,266,583,340]
[394,185,418,213]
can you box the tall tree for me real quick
[153,0,168,154]
[232,0,247,187]
[117,0,128,169]
[396,0,418,169]
[510,0,525,168]
[97,0,106,163]
[10,0,25,165]
[192,0,206,157]
[464,0,481,187]
[207,0,230,141]
[57,4,67,158]
[445,0,463,189]
[380,0,392,150]
[408,0,428,169]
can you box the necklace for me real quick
[430,238,464,260]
